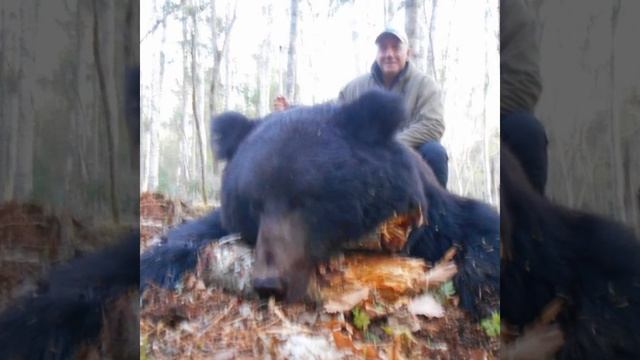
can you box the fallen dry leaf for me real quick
[141,195,500,359]
[332,331,354,350]
[387,309,422,333]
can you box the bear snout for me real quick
[252,276,286,299]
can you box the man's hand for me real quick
[501,323,564,360]
[273,95,289,111]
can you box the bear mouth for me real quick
[251,207,426,304]
[342,206,424,253]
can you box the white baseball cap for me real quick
[375,26,409,45]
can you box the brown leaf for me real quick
[332,331,354,350]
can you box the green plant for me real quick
[439,280,456,297]
[352,306,370,332]
[480,311,500,337]
[140,335,149,360]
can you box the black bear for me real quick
[0,68,142,359]
[501,145,640,359]
[0,233,139,359]
[141,89,499,318]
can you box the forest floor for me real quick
[140,192,499,359]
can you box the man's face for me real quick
[376,35,409,78]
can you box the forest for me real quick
[0,0,638,358]
[139,0,501,207]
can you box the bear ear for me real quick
[211,112,256,160]
[339,89,407,144]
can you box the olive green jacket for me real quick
[338,62,444,149]
[500,0,542,113]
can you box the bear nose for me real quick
[253,276,285,299]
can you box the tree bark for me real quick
[405,0,425,73]
[144,0,166,191]
[209,0,218,117]
[12,1,37,202]
[0,3,5,200]
[179,0,191,196]
[257,3,273,116]
[285,0,299,102]
[426,0,438,81]
[482,2,493,204]
[384,0,396,24]
[93,0,120,223]
[191,1,208,205]
[209,0,237,118]
[609,0,625,221]
[1,1,20,201]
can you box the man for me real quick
[274,27,448,188]
[500,0,548,194]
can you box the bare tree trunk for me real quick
[224,47,230,110]
[482,3,493,204]
[147,100,161,190]
[1,1,19,201]
[14,0,36,202]
[623,143,638,232]
[209,0,218,117]
[384,0,396,24]
[209,0,237,186]
[146,0,166,191]
[72,0,92,203]
[349,1,363,75]
[609,0,625,221]
[2,11,40,202]
[180,0,191,197]
[285,0,299,102]
[257,3,273,116]
[0,3,6,200]
[436,0,455,102]
[191,1,207,205]
[141,118,149,191]
[209,0,237,118]
[93,0,119,223]
[405,0,425,73]
[426,0,438,81]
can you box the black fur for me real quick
[140,209,228,290]
[501,145,640,359]
[406,161,500,317]
[0,233,139,360]
[211,112,256,161]
[141,90,499,318]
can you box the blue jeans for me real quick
[501,111,548,194]
[418,141,449,188]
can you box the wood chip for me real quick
[408,293,445,318]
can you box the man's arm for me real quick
[396,77,444,148]
[500,0,541,114]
